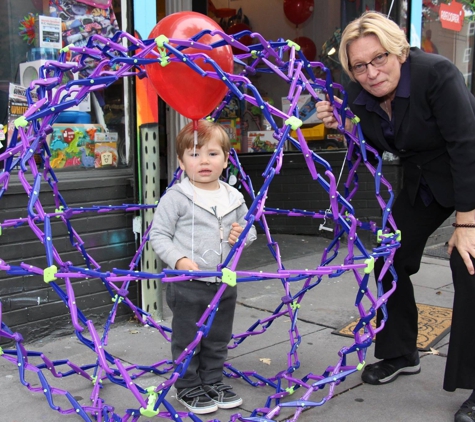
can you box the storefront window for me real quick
[421,1,475,93]
[0,0,129,170]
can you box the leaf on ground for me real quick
[259,358,271,365]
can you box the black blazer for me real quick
[347,47,475,212]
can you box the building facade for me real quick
[0,0,469,340]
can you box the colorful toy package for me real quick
[218,118,241,152]
[49,0,119,78]
[47,123,103,168]
[94,132,118,168]
[247,130,278,153]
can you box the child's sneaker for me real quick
[176,386,218,414]
[203,382,243,409]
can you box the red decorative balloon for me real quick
[31,0,43,11]
[294,36,317,61]
[283,0,315,26]
[147,12,233,120]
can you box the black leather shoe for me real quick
[455,400,475,422]
[361,350,420,385]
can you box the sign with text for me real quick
[439,1,464,32]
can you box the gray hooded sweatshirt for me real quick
[149,177,257,281]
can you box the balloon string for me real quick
[191,126,198,264]
[388,0,396,17]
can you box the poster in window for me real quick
[38,16,62,49]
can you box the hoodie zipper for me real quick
[218,216,224,263]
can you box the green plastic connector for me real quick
[91,375,102,386]
[0,226,2,236]
[55,206,64,218]
[154,35,170,67]
[377,229,402,243]
[286,39,301,51]
[44,265,58,283]
[364,256,375,274]
[140,386,159,418]
[285,386,295,395]
[357,361,365,371]
[290,301,301,311]
[112,295,124,304]
[222,268,237,287]
[14,116,28,129]
[0,347,3,356]
[60,44,74,53]
[251,50,258,59]
[351,115,360,124]
[285,116,303,131]
[154,35,169,48]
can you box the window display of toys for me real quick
[94,132,118,168]
[218,118,241,152]
[47,123,104,169]
[247,130,278,153]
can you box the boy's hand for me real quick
[228,222,244,246]
[175,257,200,271]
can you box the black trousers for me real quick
[444,249,475,391]
[375,187,453,358]
[375,186,475,391]
[166,280,237,389]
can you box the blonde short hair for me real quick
[339,11,410,81]
[176,120,231,160]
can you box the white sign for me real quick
[38,16,62,49]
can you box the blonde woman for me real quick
[317,11,475,422]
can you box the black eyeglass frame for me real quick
[350,52,390,75]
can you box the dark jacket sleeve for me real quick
[346,48,475,212]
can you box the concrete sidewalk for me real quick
[0,234,466,422]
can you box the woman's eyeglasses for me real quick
[350,52,390,75]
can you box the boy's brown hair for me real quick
[176,120,231,160]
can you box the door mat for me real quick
[333,303,452,351]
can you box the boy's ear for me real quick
[178,157,185,171]
[223,152,229,169]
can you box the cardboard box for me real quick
[218,118,241,153]
[47,124,103,169]
[247,130,278,153]
[281,93,324,125]
[290,123,327,141]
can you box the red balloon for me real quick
[31,0,43,11]
[147,12,233,120]
[284,0,314,26]
[294,36,316,61]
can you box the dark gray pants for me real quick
[166,280,237,389]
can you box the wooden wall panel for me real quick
[0,170,140,344]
